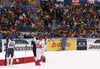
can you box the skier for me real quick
[41,35,48,62]
[62,34,67,50]
[7,35,15,66]
[33,34,43,66]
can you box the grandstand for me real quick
[0,0,99,39]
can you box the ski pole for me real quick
[24,45,27,63]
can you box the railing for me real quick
[0,21,100,35]
[0,23,53,32]
[16,25,52,32]
[0,23,100,33]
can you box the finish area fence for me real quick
[0,38,100,53]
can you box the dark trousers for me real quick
[31,41,36,56]
[33,45,36,56]
[7,48,14,58]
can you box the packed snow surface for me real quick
[0,51,100,69]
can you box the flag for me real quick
[89,29,93,33]
[18,21,21,24]
[84,28,88,32]
[83,30,86,33]
[68,18,71,22]
[12,29,16,32]
[46,15,50,18]
[98,29,100,31]
[68,31,71,35]
[93,12,96,14]
[12,12,15,17]
[50,9,53,12]
[63,30,67,33]
[97,29,100,33]
[58,29,62,32]
[51,0,53,2]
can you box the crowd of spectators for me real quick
[0,1,100,39]
[0,4,41,31]
[39,1,100,38]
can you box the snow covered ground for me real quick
[0,51,100,69]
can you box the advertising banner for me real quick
[87,39,100,50]
[72,0,79,2]
[2,39,33,52]
[65,39,77,50]
[94,0,100,4]
[0,40,2,53]
[77,39,87,50]
[46,39,62,51]
[57,0,64,1]
[46,39,77,51]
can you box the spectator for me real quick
[3,31,8,39]
[0,30,4,39]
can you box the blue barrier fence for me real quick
[50,38,100,39]
[0,38,100,40]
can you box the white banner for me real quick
[2,39,33,52]
[88,0,94,3]
[87,39,100,50]
[57,0,64,1]
[72,0,79,2]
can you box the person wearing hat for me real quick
[7,35,15,66]
[3,31,7,39]
[0,30,2,33]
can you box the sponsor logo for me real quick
[77,39,87,50]
[94,40,100,43]
[66,43,71,47]
[4,46,33,51]
[78,42,85,47]
[88,40,100,49]
[14,46,33,51]
[3,40,33,51]
[89,44,100,49]
[77,42,86,47]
